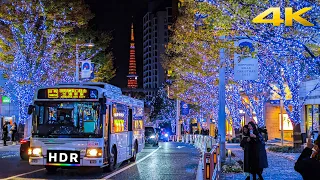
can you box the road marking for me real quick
[101,146,161,179]
[3,168,46,180]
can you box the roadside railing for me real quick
[170,134,221,180]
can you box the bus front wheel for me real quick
[107,147,117,172]
[45,166,57,173]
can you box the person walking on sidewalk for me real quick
[248,121,268,180]
[10,122,17,145]
[2,121,9,146]
[240,125,251,180]
[295,135,320,179]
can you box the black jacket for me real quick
[2,124,8,134]
[295,147,320,179]
[240,136,250,172]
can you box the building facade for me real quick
[300,79,320,138]
[143,0,179,100]
[0,70,19,138]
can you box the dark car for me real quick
[156,128,170,142]
[159,131,170,142]
[145,127,158,146]
[20,136,30,160]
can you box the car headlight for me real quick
[165,133,169,137]
[86,148,102,157]
[150,135,155,139]
[28,147,42,157]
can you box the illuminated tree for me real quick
[150,86,176,123]
[0,0,94,124]
[164,0,235,128]
[166,0,320,147]
[64,29,115,82]
[196,0,319,128]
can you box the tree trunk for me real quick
[293,123,302,149]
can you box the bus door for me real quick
[128,108,133,157]
[104,104,111,164]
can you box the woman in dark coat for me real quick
[248,121,267,180]
[295,136,320,179]
[240,125,250,180]
[2,122,8,146]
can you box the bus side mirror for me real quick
[28,105,34,115]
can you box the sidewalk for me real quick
[0,141,20,151]
[266,139,293,147]
[267,150,300,161]
[221,144,303,180]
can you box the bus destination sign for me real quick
[43,88,98,99]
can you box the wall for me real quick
[265,102,293,141]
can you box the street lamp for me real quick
[75,42,95,82]
[280,68,285,146]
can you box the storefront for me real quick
[265,102,293,141]
[300,79,320,140]
[305,104,320,136]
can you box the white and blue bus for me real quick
[27,82,145,172]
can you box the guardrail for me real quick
[173,134,221,180]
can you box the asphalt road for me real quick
[0,142,200,180]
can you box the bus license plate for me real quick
[47,150,80,164]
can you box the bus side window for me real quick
[128,109,133,131]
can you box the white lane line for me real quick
[101,146,161,179]
[3,168,46,180]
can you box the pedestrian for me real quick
[2,121,9,146]
[214,128,218,139]
[10,122,17,145]
[240,125,250,180]
[295,135,320,179]
[248,121,268,180]
[258,126,268,142]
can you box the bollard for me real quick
[212,150,218,180]
[203,152,211,180]
[203,148,216,180]
[213,151,217,169]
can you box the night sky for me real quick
[84,0,148,88]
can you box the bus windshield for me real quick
[32,101,103,138]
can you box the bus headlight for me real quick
[28,147,42,157]
[86,148,102,157]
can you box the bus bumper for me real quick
[29,157,104,167]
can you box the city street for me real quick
[0,142,200,180]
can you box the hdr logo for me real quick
[47,150,80,164]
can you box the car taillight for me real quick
[20,140,27,144]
